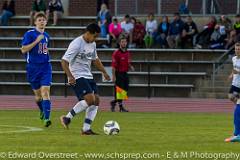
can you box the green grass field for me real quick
[0,110,239,160]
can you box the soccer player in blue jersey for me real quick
[21,12,52,127]
[60,23,111,135]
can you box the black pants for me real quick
[114,72,129,100]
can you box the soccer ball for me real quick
[103,120,120,135]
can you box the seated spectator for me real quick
[167,12,184,49]
[195,16,217,49]
[46,0,64,26]
[209,24,227,49]
[181,15,198,48]
[144,13,158,48]
[30,0,46,26]
[154,15,170,48]
[97,3,111,38]
[121,14,134,47]
[226,14,240,49]
[131,17,145,48]
[97,0,109,13]
[0,0,15,26]
[108,17,122,47]
[179,0,189,14]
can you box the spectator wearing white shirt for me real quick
[121,14,134,47]
[144,13,157,48]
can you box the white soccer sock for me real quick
[83,105,98,131]
[66,100,89,119]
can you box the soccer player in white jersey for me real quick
[225,42,240,142]
[60,23,110,135]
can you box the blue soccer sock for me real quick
[234,104,240,136]
[36,100,43,112]
[42,100,51,120]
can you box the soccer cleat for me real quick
[60,116,71,129]
[119,106,129,112]
[110,101,116,112]
[225,135,240,142]
[44,119,52,127]
[81,129,99,135]
[39,111,44,120]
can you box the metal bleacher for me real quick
[0,16,228,97]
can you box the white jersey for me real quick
[62,36,98,79]
[232,56,240,88]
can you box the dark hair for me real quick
[34,12,47,22]
[174,12,180,17]
[236,14,240,18]
[86,23,101,34]
[125,14,130,19]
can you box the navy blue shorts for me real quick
[71,78,98,101]
[229,85,240,97]
[26,63,52,90]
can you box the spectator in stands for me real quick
[108,17,122,47]
[167,12,184,49]
[121,14,134,48]
[132,17,145,48]
[209,24,227,49]
[0,0,15,26]
[154,15,169,48]
[30,0,47,26]
[97,0,109,13]
[46,0,64,26]
[144,13,158,48]
[179,0,189,14]
[195,16,217,49]
[226,14,240,49]
[181,15,198,48]
[97,3,111,38]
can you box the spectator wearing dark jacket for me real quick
[167,13,184,48]
[181,15,198,48]
[46,0,64,26]
[0,0,15,26]
[155,16,170,48]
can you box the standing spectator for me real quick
[132,17,145,48]
[195,16,217,49]
[97,3,111,38]
[155,15,170,48]
[121,14,134,48]
[110,35,134,112]
[97,0,109,13]
[30,0,46,26]
[167,12,184,49]
[0,0,15,26]
[144,13,158,48]
[108,17,122,47]
[179,0,189,14]
[46,0,64,26]
[181,15,198,48]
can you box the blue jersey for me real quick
[22,28,50,63]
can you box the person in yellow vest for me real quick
[110,34,134,112]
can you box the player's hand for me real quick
[233,70,239,74]
[68,76,76,85]
[103,72,111,81]
[112,75,116,82]
[36,34,44,43]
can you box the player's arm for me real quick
[233,69,240,74]
[21,34,44,54]
[61,59,76,85]
[93,58,111,81]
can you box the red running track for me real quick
[0,95,234,113]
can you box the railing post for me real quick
[237,0,240,14]
[202,0,206,15]
[157,0,161,16]
[147,60,151,99]
[212,62,216,90]
[114,0,118,16]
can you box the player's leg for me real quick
[228,85,238,103]
[40,86,52,127]
[60,78,94,129]
[110,85,117,112]
[118,73,129,112]
[82,80,99,134]
[33,89,44,120]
